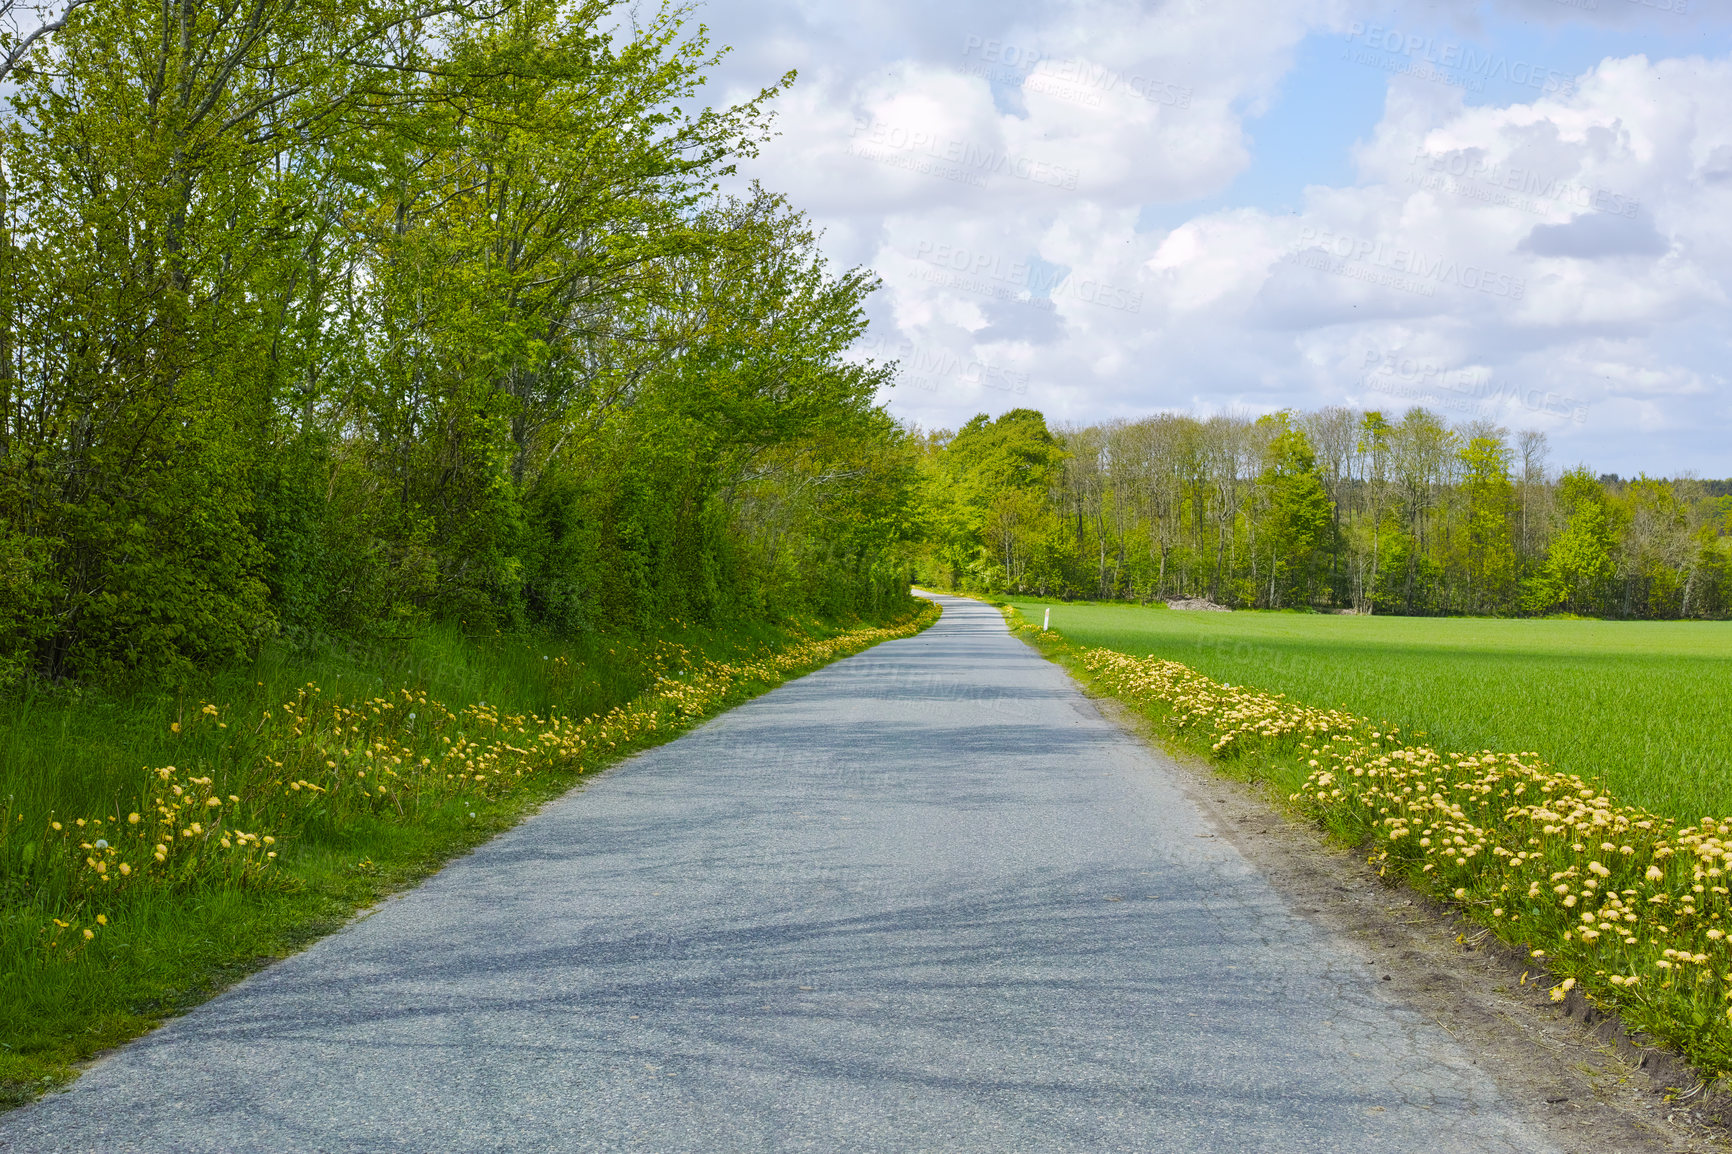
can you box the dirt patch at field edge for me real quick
[1088,690,1732,1153]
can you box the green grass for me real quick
[0,605,927,1108]
[1009,599,1732,820]
[1,618,745,826]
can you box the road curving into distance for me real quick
[1,593,1560,1152]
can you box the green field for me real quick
[1009,600,1732,820]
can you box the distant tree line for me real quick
[0,0,921,690]
[916,408,1732,619]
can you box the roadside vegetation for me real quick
[0,0,922,696]
[0,601,936,1107]
[1006,599,1732,820]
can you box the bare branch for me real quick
[0,0,91,85]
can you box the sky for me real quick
[691,0,1732,476]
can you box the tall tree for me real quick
[1256,417,1333,608]
[1527,467,1618,616]
[926,409,1064,592]
[1459,435,1516,612]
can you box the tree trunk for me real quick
[0,165,12,456]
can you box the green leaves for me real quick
[921,409,1066,592]
[0,0,916,684]
[1458,436,1516,611]
[1257,425,1334,607]
[918,407,1728,619]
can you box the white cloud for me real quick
[696,0,1732,473]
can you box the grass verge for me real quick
[1004,603,1732,1081]
[0,600,939,1108]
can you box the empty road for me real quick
[0,594,1560,1152]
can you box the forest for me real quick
[0,0,921,694]
[915,407,1732,619]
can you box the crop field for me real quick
[1007,600,1732,821]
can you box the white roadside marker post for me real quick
[1043,608,1050,632]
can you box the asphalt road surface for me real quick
[1,594,1562,1152]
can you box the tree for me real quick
[1527,467,1617,615]
[1618,477,1695,618]
[924,408,1064,593]
[1356,411,1393,613]
[1515,429,1551,566]
[1388,409,1456,613]
[1302,405,1357,604]
[1459,435,1516,612]
[1255,418,1333,608]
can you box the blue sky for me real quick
[1141,33,1390,228]
[697,0,1732,475]
[1174,7,1725,219]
